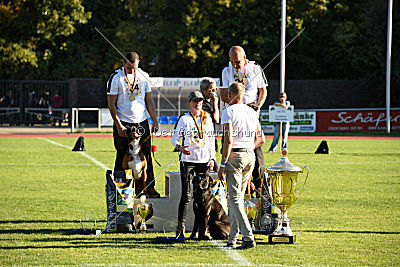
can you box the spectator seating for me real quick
[159,116,169,124]
[169,115,178,125]
[148,117,154,125]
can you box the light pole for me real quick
[280,0,286,94]
[385,0,393,134]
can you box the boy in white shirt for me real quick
[218,82,265,249]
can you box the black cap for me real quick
[188,91,204,101]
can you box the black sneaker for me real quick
[147,188,160,198]
[236,240,256,250]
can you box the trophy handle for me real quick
[295,166,309,201]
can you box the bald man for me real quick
[222,46,267,110]
[221,46,268,191]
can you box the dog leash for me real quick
[140,134,161,167]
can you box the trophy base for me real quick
[268,234,296,244]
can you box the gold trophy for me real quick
[267,156,309,244]
[137,195,150,232]
[244,194,257,230]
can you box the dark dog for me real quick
[121,126,147,196]
[190,174,230,240]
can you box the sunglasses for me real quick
[208,88,217,92]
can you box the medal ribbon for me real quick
[124,68,137,93]
[190,112,203,139]
[235,60,247,84]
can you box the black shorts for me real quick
[113,120,151,151]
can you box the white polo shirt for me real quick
[107,67,151,123]
[222,60,268,104]
[172,113,216,163]
[221,104,259,149]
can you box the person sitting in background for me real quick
[268,92,290,153]
[52,90,62,108]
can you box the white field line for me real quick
[0,163,91,166]
[38,137,250,266]
[210,240,251,266]
[37,137,111,171]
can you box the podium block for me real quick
[133,171,218,232]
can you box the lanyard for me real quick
[124,68,137,93]
[235,60,247,84]
[189,112,203,139]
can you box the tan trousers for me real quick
[225,151,255,242]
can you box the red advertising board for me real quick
[316,110,400,132]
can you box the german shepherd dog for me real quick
[121,126,147,196]
[190,174,230,240]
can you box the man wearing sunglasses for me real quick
[200,77,220,160]
[199,77,219,124]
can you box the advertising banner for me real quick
[260,110,316,133]
[149,77,220,89]
[316,110,400,131]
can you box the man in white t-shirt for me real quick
[221,45,268,193]
[218,82,265,249]
[221,46,267,110]
[107,51,160,198]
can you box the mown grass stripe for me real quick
[0,163,91,166]
[38,137,111,171]
[38,137,251,266]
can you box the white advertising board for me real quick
[260,110,316,133]
[149,77,220,89]
[268,105,294,122]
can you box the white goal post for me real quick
[71,108,100,133]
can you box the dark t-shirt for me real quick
[201,96,218,151]
[202,98,216,123]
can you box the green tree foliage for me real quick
[0,0,398,105]
[0,0,91,79]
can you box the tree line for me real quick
[1,0,398,106]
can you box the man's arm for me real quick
[256,86,267,109]
[220,67,230,103]
[218,123,232,181]
[254,122,265,148]
[107,94,127,138]
[145,92,159,133]
[274,101,289,109]
[211,93,220,123]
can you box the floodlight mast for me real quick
[279,0,286,155]
[280,0,286,94]
[386,0,393,134]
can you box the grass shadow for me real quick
[0,229,74,235]
[302,229,400,235]
[0,220,106,224]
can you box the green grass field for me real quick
[0,136,399,266]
